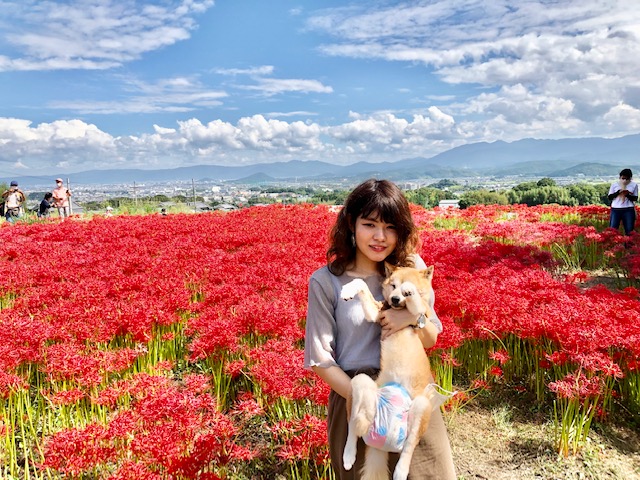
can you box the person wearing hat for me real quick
[2,181,26,223]
[52,178,72,219]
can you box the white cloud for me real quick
[308,0,640,140]
[48,75,228,114]
[215,66,276,76]
[242,78,333,96]
[214,64,333,97]
[266,111,318,118]
[0,0,214,71]
[0,112,468,170]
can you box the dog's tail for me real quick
[361,446,389,480]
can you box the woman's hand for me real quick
[379,308,440,347]
[379,308,415,340]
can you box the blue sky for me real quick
[0,0,639,174]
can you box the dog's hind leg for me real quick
[361,446,389,480]
[343,374,378,471]
[392,395,432,480]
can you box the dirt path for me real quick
[446,402,640,480]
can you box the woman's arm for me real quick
[312,365,352,399]
[305,272,352,396]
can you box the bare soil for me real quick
[447,392,640,480]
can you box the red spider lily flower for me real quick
[108,460,164,480]
[91,381,129,408]
[49,388,86,406]
[440,351,462,367]
[182,373,211,394]
[231,391,265,420]
[224,359,246,379]
[564,271,590,284]
[248,339,326,403]
[538,358,553,369]
[489,349,511,365]
[470,379,491,390]
[443,391,470,411]
[546,351,570,366]
[42,424,117,475]
[154,360,174,372]
[0,371,28,398]
[548,371,604,400]
[489,366,503,377]
[270,414,329,464]
[569,352,624,378]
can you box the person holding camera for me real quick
[608,168,639,236]
[38,192,54,218]
[52,178,72,219]
[2,181,26,223]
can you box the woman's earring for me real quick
[351,233,356,248]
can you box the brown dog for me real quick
[341,263,443,480]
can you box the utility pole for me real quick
[192,179,197,213]
[66,178,73,215]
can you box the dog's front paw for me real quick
[400,281,417,298]
[341,279,367,301]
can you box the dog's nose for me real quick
[391,296,401,305]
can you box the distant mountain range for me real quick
[8,134,640,187]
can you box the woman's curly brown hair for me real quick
[327,179,419,275]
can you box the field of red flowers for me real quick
[0,203,639,479]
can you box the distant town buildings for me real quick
[438,199,460,209]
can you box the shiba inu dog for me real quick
[341,263,447,480]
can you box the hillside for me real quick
[6,134,640,187]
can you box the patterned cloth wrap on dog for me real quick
[363,382,456,453]
[363,382,412,453]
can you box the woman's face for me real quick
[353,214,398,270]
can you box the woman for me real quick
[52,178,72,219]
[304,179,456,479]
[608,168,638,235]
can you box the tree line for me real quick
[448,177,610,208]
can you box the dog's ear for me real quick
[421,265,434,281]
[384,262,396,277]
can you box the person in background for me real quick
[304,179,456,479]
[105,206,114,217]
[608,168,638,235]
[52,178,72,219]
[38,192,54,218]
[2,181,26,224]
